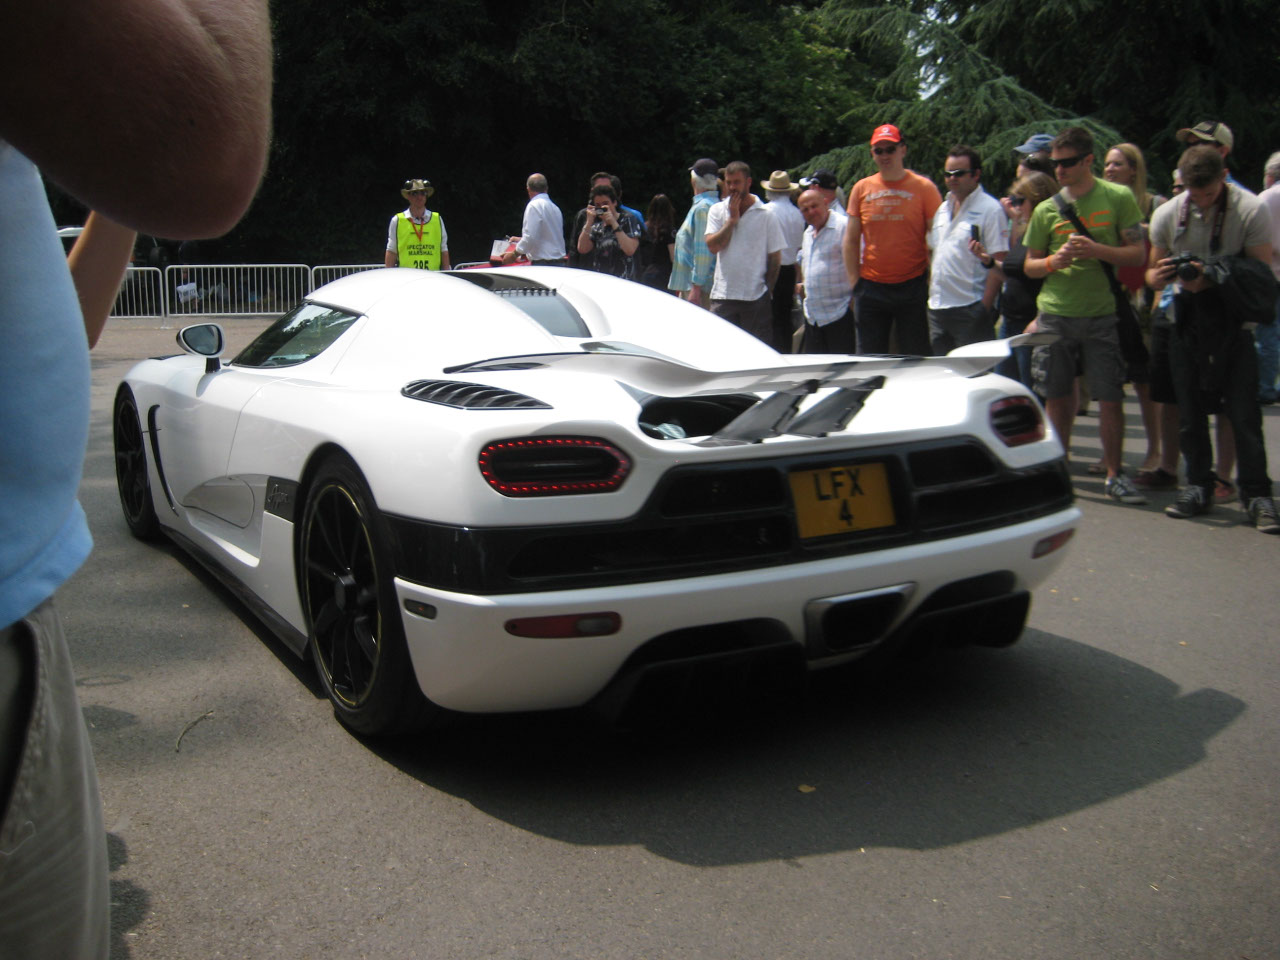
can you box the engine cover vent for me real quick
[402,379,551,410]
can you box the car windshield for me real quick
[232,302,360,367]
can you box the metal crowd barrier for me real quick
[311,264,381,288]
[111,266,165,318]
[163,263,311,318]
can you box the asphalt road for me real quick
[66,315,1279,960]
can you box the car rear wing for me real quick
[445,334,1055,444]
[445,333,1055,398]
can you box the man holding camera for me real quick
[575,183,641,278]
[1147,145,1278,531]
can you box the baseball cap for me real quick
[1015,133,1054,154]
[690,158,719,177]
[870,124,902,145]
[1177,121,1234,151]
[799,169,838,191]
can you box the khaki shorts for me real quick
[1031,312,1126,402]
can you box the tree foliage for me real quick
[234,0,870,265]
[800,1,1121,195]
[43,0,1279,262]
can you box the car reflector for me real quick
[479,436,631,496]
[1032,529,1074,559]
[504,612,622,638]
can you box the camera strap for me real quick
[1052,192,1125,299]
[1175,188,1227,254]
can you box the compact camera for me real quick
[1167,254,1203,281]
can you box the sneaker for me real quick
[1247,496,1280,534]
[1105,473,1148,505]
[1165,485,1212,519]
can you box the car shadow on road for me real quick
[369,632,1243,866]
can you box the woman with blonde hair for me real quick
[1103,141,1169,481]
[1105,142,1164,219]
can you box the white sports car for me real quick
[114,267,1078,734]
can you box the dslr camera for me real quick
[1166,254,1203,281]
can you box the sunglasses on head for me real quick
[1051,155,1085,169]
[872,144,898,155]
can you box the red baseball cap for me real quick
[870,124,902,145]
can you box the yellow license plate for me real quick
[789,461,896,539]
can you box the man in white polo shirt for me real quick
[705,160,784,345]
[927,144,1009,354]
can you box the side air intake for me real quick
[401,380,551,410]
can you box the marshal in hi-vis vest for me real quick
[396,212,442,270]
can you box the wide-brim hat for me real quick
[401,178,435,199]
[763,170,795,193]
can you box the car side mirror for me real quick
[177,323,226,373]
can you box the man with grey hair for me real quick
[1255,150,1280,404]
[668,158,719,306]
[762,170,805,351]
[502,172,565,266]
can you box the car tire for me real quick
[299,452,437,736]
[113,384,161,540]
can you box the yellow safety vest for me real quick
[396,212,443,270]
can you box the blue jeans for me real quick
[852,274,929,356]
[996,314,1035,390]
[1169,325,1272,499]
[1254,310,1279,402]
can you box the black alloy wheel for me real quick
[113,385,160,540]
[299,453,434,735]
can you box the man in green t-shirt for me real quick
[1024,127,1147,504]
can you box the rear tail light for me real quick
[479,436,631,497]
[989,396,1045,447]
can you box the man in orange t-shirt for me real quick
[842,124,943,355]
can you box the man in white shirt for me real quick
[705,161,785,345]
[762,170,805,352]
[503,172,566,266]
[796,188,855,353]
[926,145,1008,354]
[1256,150,1280,404]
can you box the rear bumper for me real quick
[394,505,1079,713]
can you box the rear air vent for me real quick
[402,379,551,410]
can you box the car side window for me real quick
[232,302,360,367]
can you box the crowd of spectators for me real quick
[385,117,1277,532]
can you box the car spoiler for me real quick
[445,333,1056,443]
[445,333,1056,398]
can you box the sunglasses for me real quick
[872,145,898,155]
[1051,155,1085,169]
[1008,196,1026,207]
[943,169,973,178]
